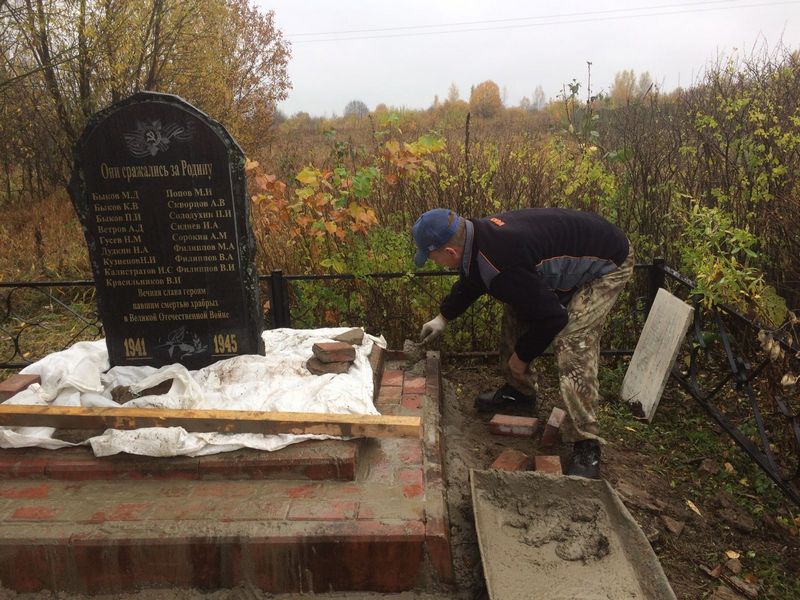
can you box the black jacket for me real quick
[440,208,630,361]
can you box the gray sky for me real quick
[256,0,800,117]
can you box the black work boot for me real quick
[565,439,602,479]
[474,383,536,414]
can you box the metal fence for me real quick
[1,262,798,504]
[656,264,800,505]
[0,264,655,369]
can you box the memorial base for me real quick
[0,352,452,594]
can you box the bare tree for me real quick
[343,99,369,118]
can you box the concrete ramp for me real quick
[470,470,676,600]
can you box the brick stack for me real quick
[488,406,568,475]
[307,341,357,375]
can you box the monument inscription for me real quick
[68,92,264,369]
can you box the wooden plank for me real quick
[0,374,41,401]
[0,405,421,439]
[621,288,694,422]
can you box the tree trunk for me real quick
[78,0,92,118]
[26,0,77,143]
[145,0,165,89]
[3,158,12,203]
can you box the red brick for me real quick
[534,455,562,475]
[307,357,351,375]
[397,468,424,487]
[381,370,404,387]
[287,500,357,520]
[159,485,191,498]
[333,484,361,495]
[195,483,252,498]
[0,455,49,479]
[401,394,423,410]
[364,460,394,484]
[424,462,442,486]
[286,484,318,499]
[0,543,70,592]
[540,407,567,446]
[489,414,539,437]
[149,500,222,521]
[221,501,290,522]
[302,462,355,481]
[356,500,424,521]
[397,440,423,465]
[0,374,40,401]
[312,342,356,363]
[403,376,426,395]
[44,458,124,481]
[491,449,532,471]
[332,328,364,345]
[424,475,453,584]
[88,502,149,522]
[0,483,50,499]
[108,502,150,520]
[12,505,60,520]
[376,385,402,403]
[402,484,424,498]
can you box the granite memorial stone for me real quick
[68,92,264,369]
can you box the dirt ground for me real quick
[439,359,800,600]
[2,357,798,600]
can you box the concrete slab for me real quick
[0,351,452,594]
[622,288,694,422]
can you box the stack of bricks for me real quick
[488,406,567,476]
[307,341,356,375]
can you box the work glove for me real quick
[420,314,447,344]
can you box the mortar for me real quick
[470,469,677,600]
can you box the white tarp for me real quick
[0,327,385,457]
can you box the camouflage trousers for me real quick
[499,246,635,442]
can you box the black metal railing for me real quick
[1,264,655,368]
[658,265,800,506]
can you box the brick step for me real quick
[0,478,426,593]
[0,352,452,594]
[0,440,358,481]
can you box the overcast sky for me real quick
[256,0,799,117]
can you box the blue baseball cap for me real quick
[412,208,460,267]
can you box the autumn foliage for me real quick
[469,80,503,118]
[0,0,291,194]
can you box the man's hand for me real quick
[507,352,530,384]
[420,314,447,344]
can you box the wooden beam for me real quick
[0,405,421,439]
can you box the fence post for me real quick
[269,270,291,328]
[646,258,666,316]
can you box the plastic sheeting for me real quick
[0,328,385,457]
